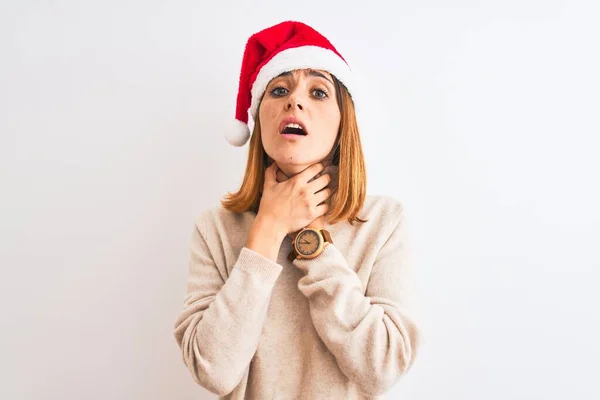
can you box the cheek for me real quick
[269,106,279,122]
[259,102,279,131]
[258,102,280,154]
[323,104,341,137]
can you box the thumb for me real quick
[263,162,278,186]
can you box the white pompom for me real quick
[225,119,251,147]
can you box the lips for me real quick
[279,117,308,136]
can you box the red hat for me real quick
[225,20,357,146]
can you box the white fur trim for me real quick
[249,45,354,119]
[225,119,251,147]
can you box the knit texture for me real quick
[173,195,423,399]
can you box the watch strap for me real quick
[287,248,298,262]
[322,229,333,245]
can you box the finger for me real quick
[313,187,333,206]
[296,162,325,184]
[320,165,339,191]
[322,165,339,181]
[313,202,329,218]
[307,173,331,193]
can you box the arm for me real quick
[173,213,284,396]
[293,205,422,396]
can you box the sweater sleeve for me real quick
[293,206,422,396]
[173,213,283,396]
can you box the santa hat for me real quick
[225,20,357,147]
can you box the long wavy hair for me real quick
[221,73,368,226]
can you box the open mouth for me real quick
[281,123,307,136]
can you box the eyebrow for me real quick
[276,69,334,85]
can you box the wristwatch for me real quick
[287,227,333,261]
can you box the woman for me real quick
[173,20,422,399]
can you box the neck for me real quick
[273,160,339,240]
[276,157,334,180]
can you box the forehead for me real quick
[273,68,333,81]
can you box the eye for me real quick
[270,86,288,97]
[312,88,328,99]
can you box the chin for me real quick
[274,156,313,167]
[270,148,306,163]
[267,146,329,169]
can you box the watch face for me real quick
[295,229,321,256]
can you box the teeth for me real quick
[285,123,303,130]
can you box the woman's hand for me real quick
[257,162,334,237]
[276,164,339,234]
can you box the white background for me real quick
[1,1,599,399]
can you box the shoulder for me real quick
[193,204,255,239]
[362,194,405,222]
[352,195,407,245]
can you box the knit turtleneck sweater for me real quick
[173,194,423,399]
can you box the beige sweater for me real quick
[173,195,423,399]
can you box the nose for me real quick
[285,96,303,111]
